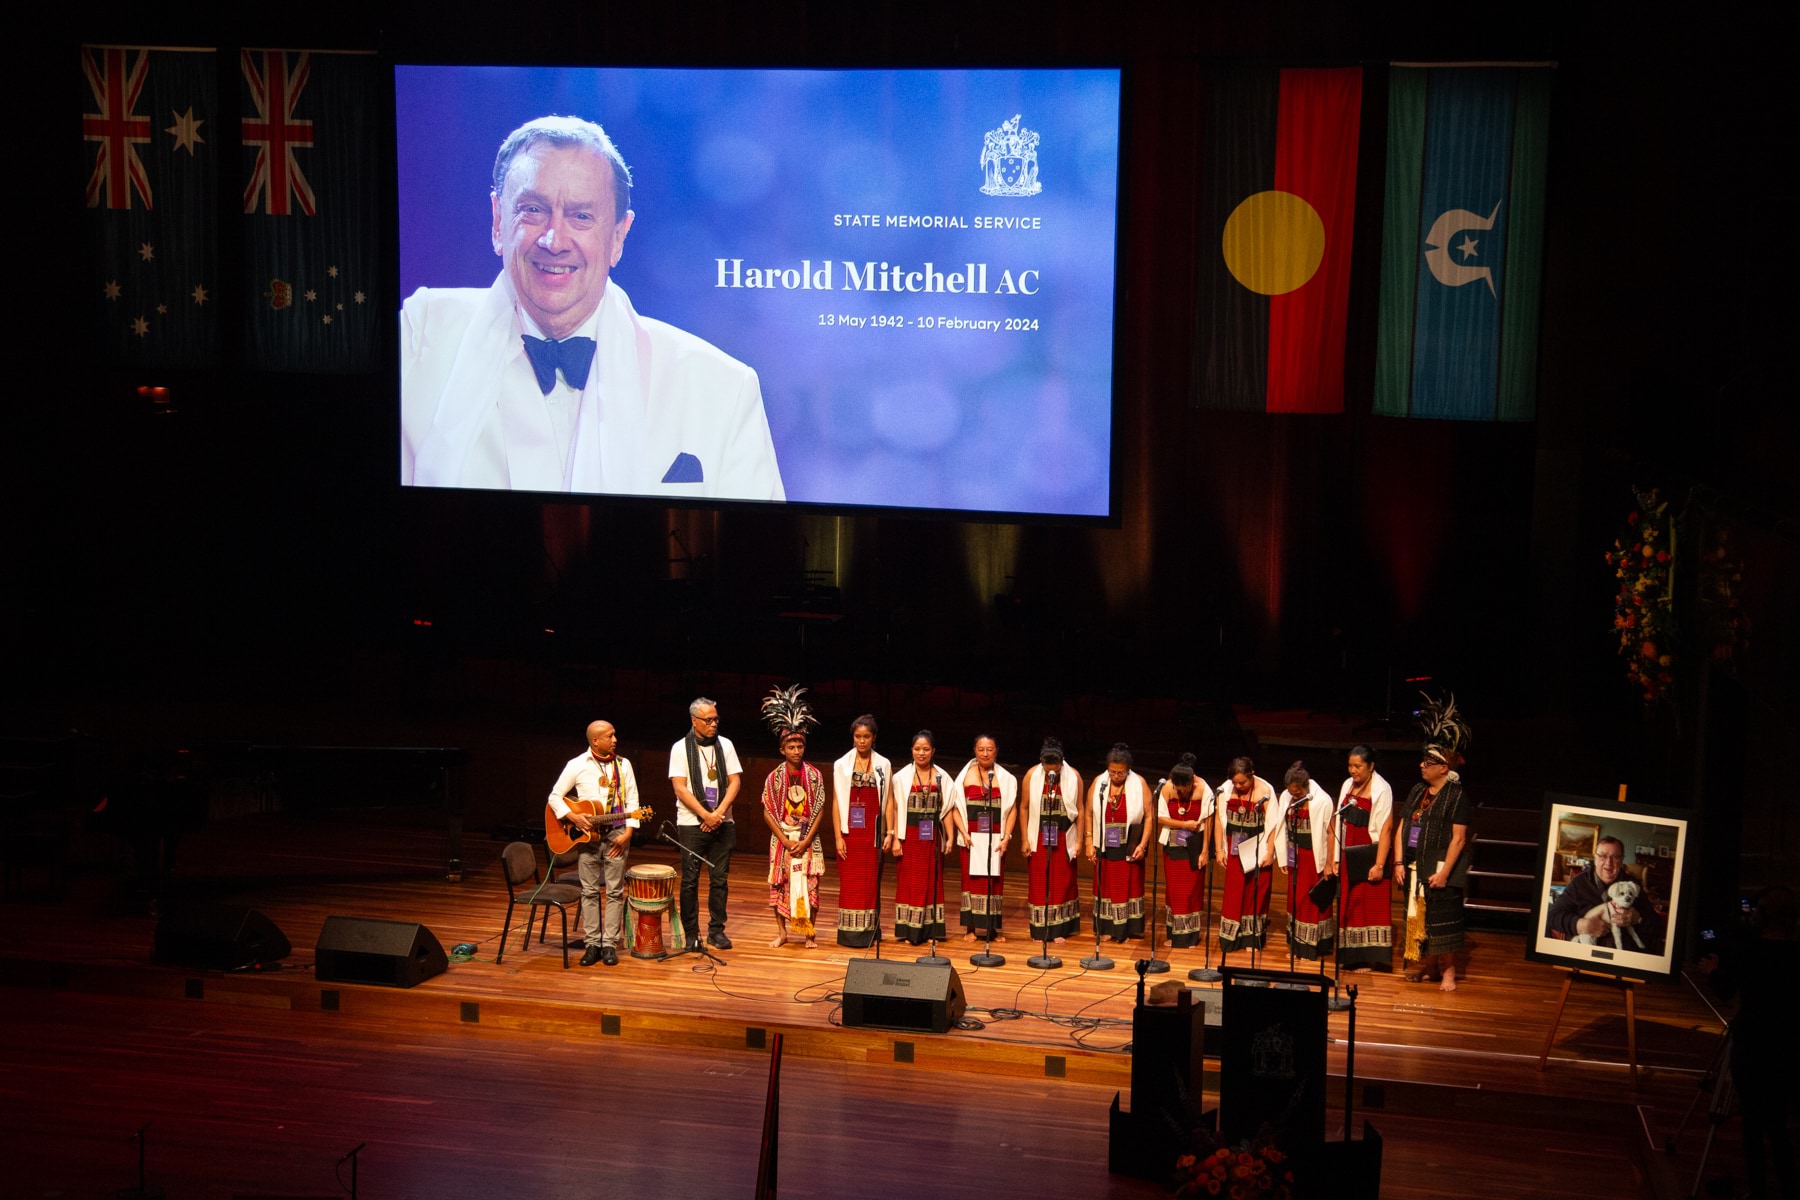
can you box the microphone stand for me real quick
[1327,796,1355,1012]
[1144,779,1169,974]
[1190,792,1221,983]
[658,829,727,966]
[118,1120,164,1200]
[1285,798,1300,975]
[1248,795,1267,973]
[917,768,951,967]
[872,766,887,962]
[1081,777,1116,971]
[1027,767,1064,970]
[970,770,1005,967]
[339,1143,365,1200]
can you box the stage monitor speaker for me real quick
[154,901,292,971]
[840,959,966,1034]
[314,916,447,989]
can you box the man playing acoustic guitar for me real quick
[548,720,643,967]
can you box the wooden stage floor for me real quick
[0,811,1744,1198]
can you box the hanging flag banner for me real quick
[241,49,379,373]
[1194,66,1363,413]
[81,44,218,367]
[1374,65,1552,421]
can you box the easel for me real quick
[1537,781,1648,1087]
[1537,965,1646,1087]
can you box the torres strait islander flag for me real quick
[1374,65,1552,421]
[1194,67,1363,413]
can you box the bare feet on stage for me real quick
[964,932,977,942]
[1439,964,1458,992]
[1351,965,1372,974]
[1053,936,1066,945]
[803,937,817,949]
[993,932,1006,943]
[771,917,789,948]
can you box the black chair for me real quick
[546,845,589,947]
[496,841,581,969]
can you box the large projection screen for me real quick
[396,65,1122,519]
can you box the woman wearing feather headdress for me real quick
[1392,694,1474,991]
[759,686,828,949]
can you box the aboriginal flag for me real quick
[1193,67,1362,413]
[1373,66,1551,421]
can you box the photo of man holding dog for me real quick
[1546,834,1665,956]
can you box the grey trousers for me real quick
[577,842,628,949]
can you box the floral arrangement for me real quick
[1606,487,1676,704]
[1173,1144,1293,1199]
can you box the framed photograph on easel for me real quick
[1527,794,1691,984]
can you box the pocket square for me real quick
[661,452,704,484]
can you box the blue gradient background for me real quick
[395,66,1121,516]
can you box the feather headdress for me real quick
[760,684,818,743]
[1417,692,1472,766]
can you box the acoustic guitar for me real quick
[544,801,655,857]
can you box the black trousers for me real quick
[676,821,736,939]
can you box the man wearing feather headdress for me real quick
[758,686,828,949]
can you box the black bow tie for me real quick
[521,334,597,395]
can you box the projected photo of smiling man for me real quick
[402,116,784,501]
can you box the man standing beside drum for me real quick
[670,697,744,950]
[547,720,642,967]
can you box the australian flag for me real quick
[81,45,218,367]
[241,49,379,373]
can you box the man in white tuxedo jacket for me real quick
[401,116,784,501]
